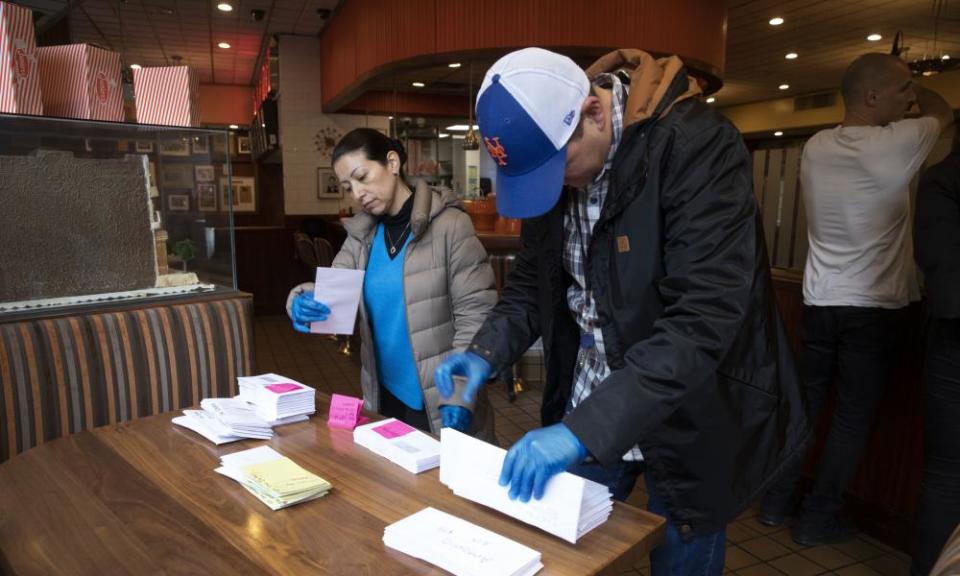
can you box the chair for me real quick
[294,232,320,272]
[313,237,335,268]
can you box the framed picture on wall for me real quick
[197,183,218,211]
[237,136,251,155]
[135,140,154,153]
[219,176,256,213]
[194,164,215,182]
[191,136,209,155]
[167,194,190,212]
[159,137,190,156]
[317,167,342,199]
[160,164,194,189]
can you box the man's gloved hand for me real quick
[433,351,492,404]
[499,423,589,502]
[439,405,473,432]
[290,291,330,334]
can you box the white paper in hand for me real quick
[310,267,365,335]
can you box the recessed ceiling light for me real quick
[130,63,142,70]
[867,33,882,42]
[229,124,239,129]
[922,71,935,77]
[774,131,784,137]
[942,54,951,60]
[785,52,798,60]
[218,41,231,49]
[706,97,716,103]
[388,116,393,120]
[445,124,479,131]
[778,84,790,90]
[769,17,784,26]
[411,82,425,88]
[448,62,461,68]
[452,135,466,140]
[439,133,450,138]
[217,2,233,11]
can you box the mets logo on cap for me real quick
[475,48,591,219]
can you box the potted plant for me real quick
[172,238,198,273]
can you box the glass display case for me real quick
[0,113,238,317]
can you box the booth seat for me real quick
[0,292,254,462]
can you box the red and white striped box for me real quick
[37,44,122,121]
[0,1,42,115]
[132,66,201,127]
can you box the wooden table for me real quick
[0,396,664,575]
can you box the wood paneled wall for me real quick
[320,0,727,111]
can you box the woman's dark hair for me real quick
[332,128,408,180]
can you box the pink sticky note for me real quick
[372,419,416,439]
[327,393,363,429]
[265,382,302,394]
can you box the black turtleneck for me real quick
[381,190,414,259]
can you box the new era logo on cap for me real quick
[476,48,591,218]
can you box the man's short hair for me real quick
[840,53,907,105]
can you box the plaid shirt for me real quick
[562,72,643,461]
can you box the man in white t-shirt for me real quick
[758,53,954,546]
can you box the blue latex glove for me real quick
[439,405,473,432]
[291,291,330,334]
[433,351,492,404]
[499,423,589,502]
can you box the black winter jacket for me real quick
[916,148,960,320]
[469,70,810,537]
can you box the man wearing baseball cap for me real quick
[435,47,808,574]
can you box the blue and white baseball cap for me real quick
[476,48,590,218]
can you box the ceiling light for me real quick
[942,54,951,60]
[774,131,784,137]
[448,62,461,68]
[229,124,239,129]
[785,52,798,60]
[778,84,790,90]
[411,82,425,88]
[922,70,935,76]
[217,2,233,11]
[218,42,231,49]
[867,33,882,42]
[130,63,142,70]
[388,116,393,120]
[445,124,479,131]
[706,97,716,103]
[439,133,450,138]
[452,135,466,140]
[769,17,784,26]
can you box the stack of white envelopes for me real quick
[215,446,332,510]
[384,507,542,576]
[353,418,440,474]
[440,428,613,544]
[237,373,316,421]
[197,397,274,439]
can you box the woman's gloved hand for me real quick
[498,423,589,502]
[439,405,473,432]
[433,351,492,404]
[290,291,330,334]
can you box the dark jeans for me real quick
[378,383,430,432]
[765,305,905,520]
[911,319,960,576]
[567,461,726,576]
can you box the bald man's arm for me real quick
[915,84,954,131]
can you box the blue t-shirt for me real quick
[363,224,423,410]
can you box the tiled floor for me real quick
[255,315,914,576]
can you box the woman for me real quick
[286,128,497,440]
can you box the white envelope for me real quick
[309,267,365,335]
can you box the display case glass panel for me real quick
[0,113,238,317]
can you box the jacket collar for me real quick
[585,49,701,129]
[341,180,463,242]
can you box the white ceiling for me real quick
[13,0,960,105]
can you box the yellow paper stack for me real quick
[216,446,332,510]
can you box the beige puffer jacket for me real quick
[287,182,497,441]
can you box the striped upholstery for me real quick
[0,294,254,462]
